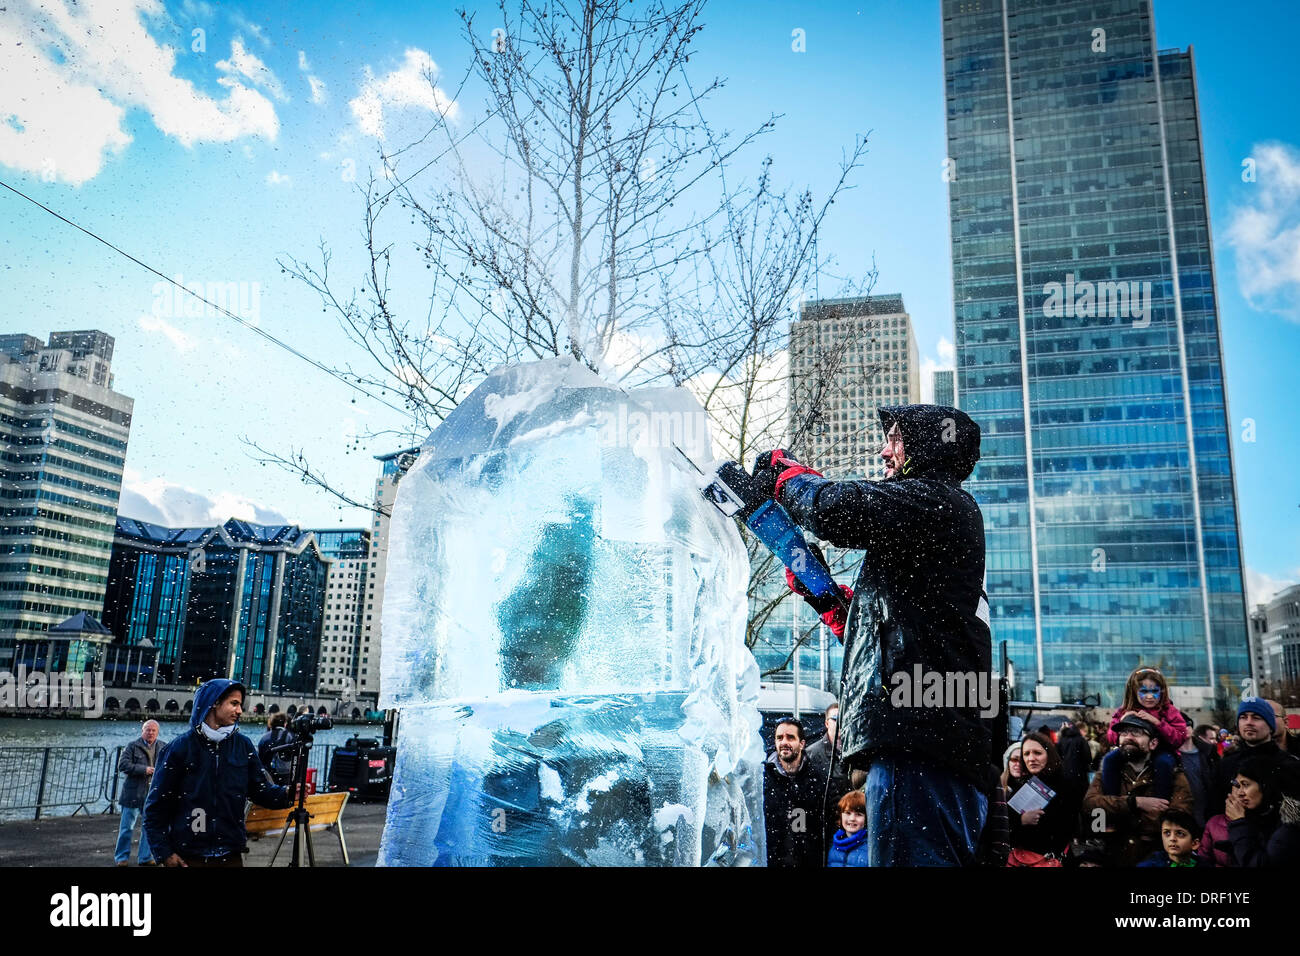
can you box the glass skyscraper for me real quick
[943,0,1248,706]
[933,369,956,407]
[103,517,329,694]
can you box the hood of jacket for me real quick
[191,677,245,731]
[878,404,980,483]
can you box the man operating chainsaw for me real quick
[720,404,992,866]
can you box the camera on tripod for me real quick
[289,712,333,736]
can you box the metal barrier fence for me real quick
[0,747,113,820]
[1,743,336,821]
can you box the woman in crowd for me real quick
[1223,757,1300,866]
[1000,742,1024,795]
[1006,732,1082,866]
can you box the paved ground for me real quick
[0,800,387,867]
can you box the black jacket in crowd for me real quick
[1212,739,1298,817]
[1228,814,1300,867]
[1055,726,1092,789]
[1176,737,1220,830]
[763,751,828,868]
[804,735,852,848]
[779,404,992,786]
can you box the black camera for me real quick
[289,712,333,735]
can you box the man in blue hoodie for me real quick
[144,678,293,867]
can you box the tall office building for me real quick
[361,447,421,704]
[102,517,329,694]
[1253,584,1300,688]
[789,295,921,480]
[943,0,1249,706]
[0,330,132,667]
[933,369,957,407]
[759,295,920,691]
[311,528,371,695]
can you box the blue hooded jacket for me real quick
[143,678,292,861]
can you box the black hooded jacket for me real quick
[763,751,827,868]
[779,404,992,786]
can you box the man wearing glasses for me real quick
[805,704,848,791]
[1083,714,1194,866]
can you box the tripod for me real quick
[268,734,317,867]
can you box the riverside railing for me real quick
[0,746,112,820]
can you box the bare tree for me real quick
[250,0,886,674]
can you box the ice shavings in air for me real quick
[377,356,765,866]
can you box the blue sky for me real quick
[1,0,1297,600]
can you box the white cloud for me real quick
[298,49,327,104]
[919,336,955,403]
[0,23,131,185]
[1226,142,1300,321]
[229,11,270,48]
[265,170,291,186]
[349,48,459,140]
[119,468,290,528]
[0,0,279,185]
[1246,566,1300,608]
[178,0,215,19]
[137,313,195,352]
[308,75,328,105]
[216,37,288,102]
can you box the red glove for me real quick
[752,450,822,503]
[784,565,853,641]
[820,596,852,641]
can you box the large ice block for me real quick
[377,357,765,865]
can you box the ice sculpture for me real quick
[377,356,765,866]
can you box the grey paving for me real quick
[0,800,387,867]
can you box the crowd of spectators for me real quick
[764,671,1300,868]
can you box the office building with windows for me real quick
[360,448,421,703]
[103,517,328,694]
[789,295,921,481]
[933,369,956,407]
[1254,584,1300,689]
[943,0,1249,706]
[0,330,132,668]
[311,528,371,696]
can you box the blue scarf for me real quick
[833,828,868,852]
